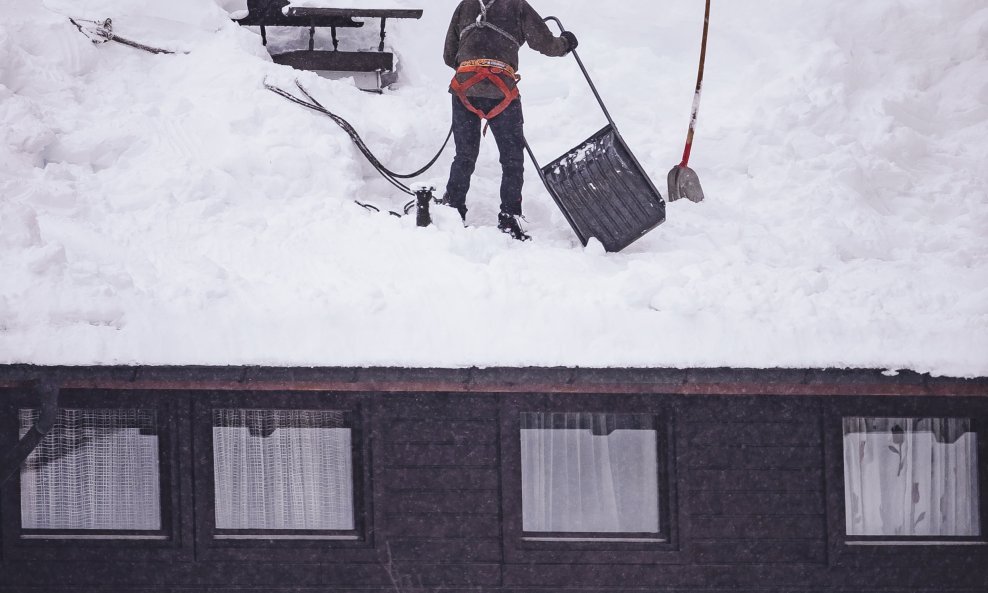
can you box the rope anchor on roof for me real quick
[69,17,177,55]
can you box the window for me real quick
[18,407,164,538]
[192,394,376,563]
[211,408,356,539]
[842,417,981,541]
[500,394,679,564]
[520,412,661,540]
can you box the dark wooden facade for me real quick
[1,366,987,593]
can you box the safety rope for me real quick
[69,17,175,55]
[460,0,522,48]
[266,82,413,196]
[67,17,444,217]
[70,17,111,44]
[265,79,453,215]
[353,199,417,218]
[293,81,452,182]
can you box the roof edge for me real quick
[0,365,985,398]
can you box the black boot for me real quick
[436,193,467,222]
[497,212,531,241]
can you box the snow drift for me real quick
[0,0,986,376]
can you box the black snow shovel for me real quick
[524,16,666,253]
[667,0,710,203]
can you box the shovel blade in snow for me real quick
[667,165,705,203]
[541,125,666,252]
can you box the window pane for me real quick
[521,412,660,533]
[212,409,354,531]
[843,417,981,537]
[19,408,162,531]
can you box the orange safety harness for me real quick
[450,58,521,131]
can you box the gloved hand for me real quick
[561,31,579,53]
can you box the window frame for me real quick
[191,391,380,563]
[0,388,190,563]
[824,396,988,566]
[499,393,684,565]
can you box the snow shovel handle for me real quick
[680,0,710,168]
[543,16,619,131]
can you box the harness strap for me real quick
[460,0,522,48]
[450,60,521,131]
[459,58,517,79]
[478,0,495,19]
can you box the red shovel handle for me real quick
[680,0,711,168]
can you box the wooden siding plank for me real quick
[385,513,500,539]
[685,422,821,446]
[685,445,820,470]
[688,490,825,516]
[680,398,820,423]
[690,516,826,540]
[385,490,500,515]
[689,469,823,491]
[379,394,498,419]
[14,561,988,592]
[0,562,394,587]
[3,561,504,589]
[692,540,827,564]
[504,562,979,590]
[383,468,499,491]
[502,564,814,589]
[387,420,497,444]
[500,548,682,566]
[378,563,502,587]
[502,562,988,591]
[387,442,498,467]
[386,538,502,563]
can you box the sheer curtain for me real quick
[19,408,162,531]
[212,409,354,531]
[521,412,659,534]
[843,417,981,537]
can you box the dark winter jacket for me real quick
[444,0,570,99]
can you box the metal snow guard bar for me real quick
[525,16,666,253]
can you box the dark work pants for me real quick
[444,95,525,217]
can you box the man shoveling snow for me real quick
[440,0,578,241]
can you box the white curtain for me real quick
[212,409,354,531]
[19,408,162,531]
[843,417,981,537]
[521,412,659,534]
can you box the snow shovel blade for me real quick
[667,165,705,203]
[540,125,666,252]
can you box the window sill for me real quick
[846,540,987,546]
[21,534,169,541]
[523,536,666,543]
[214,534,360,541]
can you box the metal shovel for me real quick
[524,16,667,252]
[668,0,710,203]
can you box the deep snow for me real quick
[0,0,986,376]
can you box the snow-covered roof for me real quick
[1,0,985,377]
